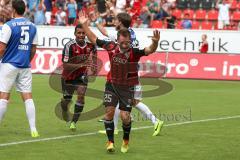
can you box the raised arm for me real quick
[78,11,98,45]
[144,30,160,55]
[216,0,220,8]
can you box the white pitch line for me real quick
[0,115,240,147]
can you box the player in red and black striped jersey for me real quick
[78,11,160,153]
[61,24,97,131]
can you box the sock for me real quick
[0,99,8,122]
[61,99,71,122]
[122,122,131,141]
[113,104,120,130]
[72,102,84,123]
[135,102,158,125]
[24,99,37,132]
[104,119,114,143]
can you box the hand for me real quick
[152,30,160,43]
[78,11,88,25]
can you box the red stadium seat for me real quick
[172,9,182,19]
[195,9,207,20]
[201,21,213,30]
[232,10,240,21]
[207,9,218,21]
[151,20,163,28]
[191,21,200,29]
[231,0,238,10]
[183,9,194,19]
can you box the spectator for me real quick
[89,12,103,27]
[55,6,66,26]
[202,0,214,10]
[103,10,115,27]
[56,0,65,8]
[76,0,83,10]
[181,13,192,29]
[216,0,232,29]
[166,9,176,29]
[44,0,52,25]
[34,1,46,25]
[132,17,142,28]
[65,0,77,25]
[97,0,107,15]
[115,0,126,13]
[139,6,151,28]
[128,0,141,18]
[147,0,158,14]
[199,34,208,53]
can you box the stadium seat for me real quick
[151,20,163,28]
[176,0,188,9]
[207,9,218,21]
[201,21,213,30]
[195,9,207,20]
[172,9,182,19]
[191,20,200,29]
[202,0,214,10]
[232,10,240,21]
[183,9,194,19]
[231,0,238,10]
[189,0,201,10]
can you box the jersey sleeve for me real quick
[0,24,11,44]
[133,48,146,58]
[108,32,117,42]
[96,38,108,48]
[62,43,73,63]
[32,29,38,45]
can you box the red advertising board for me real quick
[31,49,240,80]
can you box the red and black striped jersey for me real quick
[62,39,97,80]
[96,38,145,86]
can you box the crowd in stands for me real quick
[0,0,240,30]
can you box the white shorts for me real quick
[0,63,32,93]
[134,84,142,100]
[218,20,230,29]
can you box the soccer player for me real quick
[78,11,160,153]
[60,24,97,131]
[0,0,39,137]
[94,8,163,136]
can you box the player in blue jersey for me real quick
[0,0,39,138]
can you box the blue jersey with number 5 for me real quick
[0,17,37,68]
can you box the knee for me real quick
[133,99,140,106]
[105,107,115,120]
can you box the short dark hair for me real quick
[116,13,132,28]
[75,24,82,33]
[117,28,131,40]
[12,0,26,15]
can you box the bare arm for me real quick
[0,42,6,58]
[216,0,220,8]
[144,30,160,55]
[78,12,98,45]
[30,44,37,61]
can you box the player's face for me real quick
[75,28,86,42]
[117,35,131,52]
[115,18,122,31]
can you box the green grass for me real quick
[0,75,240,160]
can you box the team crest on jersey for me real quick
[63,55,69,62]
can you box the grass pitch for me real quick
[0,75,239,160]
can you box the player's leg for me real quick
[0,63,18,123]
[103,82,118,152]
[70,84,87,130]
[61,78,74,122]
[119,104,132,153]
[17,68,39,138]
[98,103,120,135]
[133,85,163,136]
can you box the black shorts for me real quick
[61,75,88,97]
[103,82,134,112]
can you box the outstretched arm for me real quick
[78,11,98,45]
[144,30,160,55]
